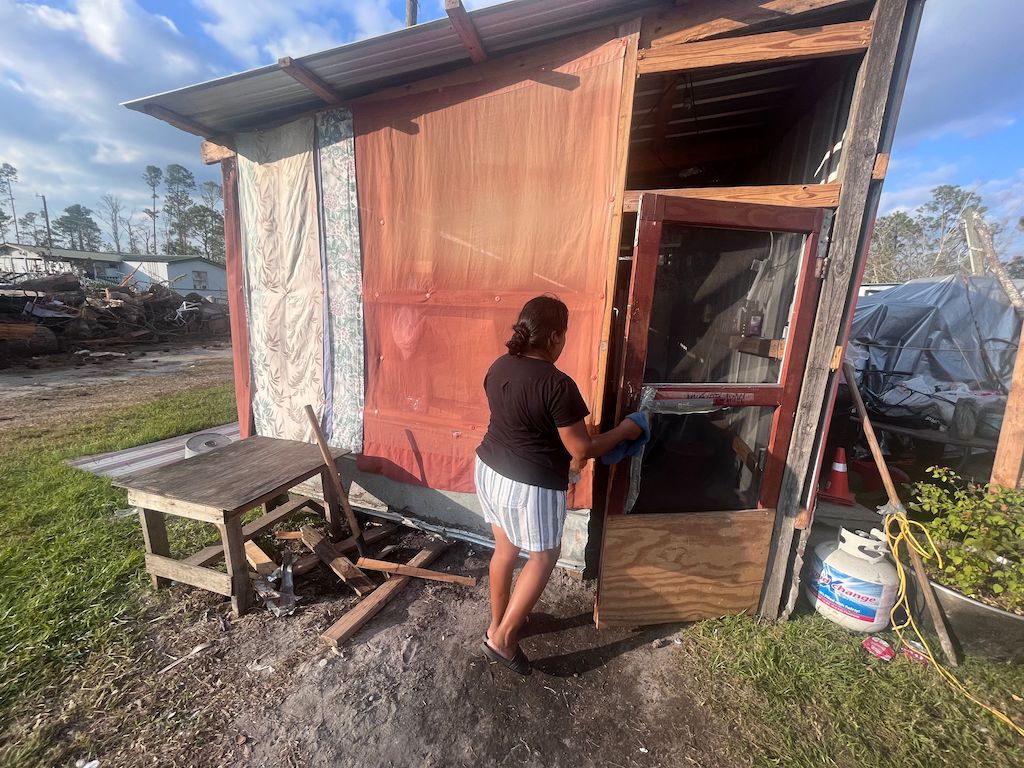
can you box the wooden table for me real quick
[116,436,349,616]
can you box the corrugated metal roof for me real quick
[123,0,661,136]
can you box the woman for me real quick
[475,296,644,675]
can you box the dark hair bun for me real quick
[506,322,530,355]
[504,296,568,356]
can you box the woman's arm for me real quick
[558,418,643,464]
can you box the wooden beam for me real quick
[141,104,215,139]
[760,0,918,619]
[444,0,487,64]
[221,156,255,439]
[622,183,841,212]
[321,542,447,647]
[184,496,314,567]
[201,140,235,165]
[355,557,477,586]
[277,56,344,106]
[992,337,1024,488]
[593,18,642,429]
[636,21,874,75]
[643,0,866,48]
[300,526,377,596]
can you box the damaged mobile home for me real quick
[124,0,926,624]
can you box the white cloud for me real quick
[192,0,402,67]
[0,0,217,235]
[895,0,1024,145]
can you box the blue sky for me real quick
[0,0,1022,255]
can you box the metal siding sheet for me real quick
[123,0,657,134]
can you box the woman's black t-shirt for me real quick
[476,354,590,491]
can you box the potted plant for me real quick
[906,466,1024,661]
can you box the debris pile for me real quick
[0,272,229,357]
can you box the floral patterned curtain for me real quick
[316,109,365,452]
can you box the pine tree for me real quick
[53,204,103,251]
[163,164,197,254]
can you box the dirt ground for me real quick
[0,339,234,434]
[63,539,740,768]
[4,339,745,768]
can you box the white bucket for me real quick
[804,527,898,632]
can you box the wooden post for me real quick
[221,516,252,617]
[992,338,1024,488]
[138,508,171,589]
[405,0,417,27]
[759,0,921,619]
[222,157,255,438]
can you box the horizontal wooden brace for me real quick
[623,183,841,213]
[636,20,874,75]
[145,554,233,596]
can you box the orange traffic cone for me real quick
[818,447,855,506]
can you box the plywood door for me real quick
[596,509,775,627]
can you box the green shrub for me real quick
[908,466,1024,614]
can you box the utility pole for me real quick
[406,0,418,26]
[36,193,52,247]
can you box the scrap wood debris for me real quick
[0,271,228,355]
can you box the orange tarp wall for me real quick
[353,32,630,508]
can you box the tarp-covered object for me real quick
[849,275,1019,435]
[353,33,628,507]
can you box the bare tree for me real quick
[98,194,125,252]
[125,210,144,254]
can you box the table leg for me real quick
[321,466,344,540]
[220,516,251,617]
[138,508,171,590]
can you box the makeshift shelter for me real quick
[125,0,926,623]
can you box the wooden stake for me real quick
[303,404,367,556]
[355,557,476,586]
[843,362,959,666]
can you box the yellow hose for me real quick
[884,513,1024,738]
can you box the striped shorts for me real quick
[474,456,566,552]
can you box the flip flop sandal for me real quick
[480,641,532,676]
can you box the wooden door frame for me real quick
[605,193,825,519]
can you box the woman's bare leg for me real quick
[488,546,560,659]
[488,524,520,641]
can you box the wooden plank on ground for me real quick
[636,21,874,75]
[184,495,314,567]
[290,525,399,576]
[144,554,233,596]
[244,541,277,577]
[622,183,840,212]
[321,542,448,648]
[300,526,377,596]
[355,557,476,586]
[641,0,865,48]
[596,510,775,627]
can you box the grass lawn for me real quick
[0,383,236,766]
[0,382,1021,767]
[681,613,1024,767]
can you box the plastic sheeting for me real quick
[237,117,326,442]
[352,34,628,506]
[848,275,1019,434]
